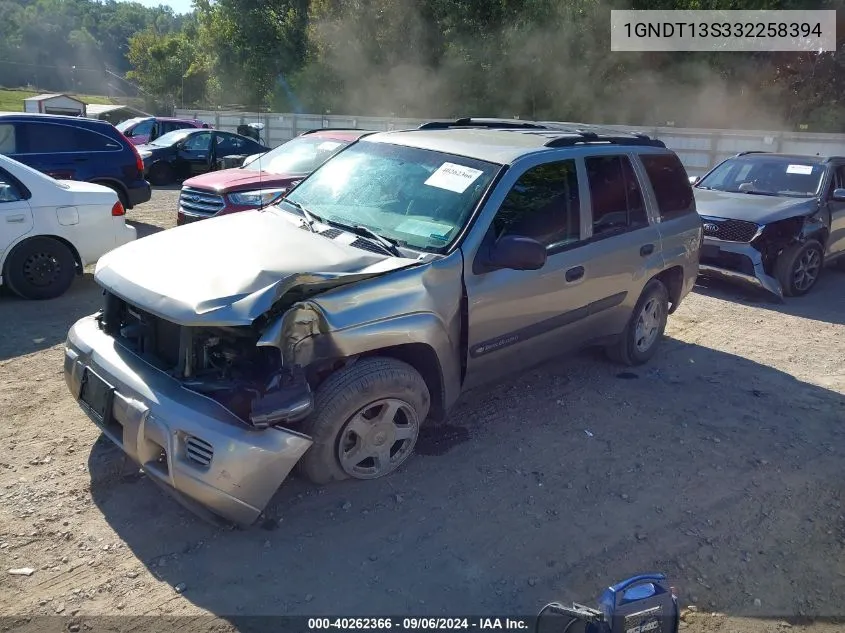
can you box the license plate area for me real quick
[701,244,720,259]
[79,368,115,427]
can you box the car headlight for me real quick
[228,188,287,207]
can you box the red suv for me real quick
[176,129,373,225]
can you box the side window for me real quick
[217,134,246,153]
[20,123,78,153]
[585,155,648,238]
[129,120,154,138]
[830,166,845,194]
[74,128,121,152]
[640,153,695,221]
[0,169,22,203]
[182,132,212,151]
[493,159,580,249]
[0,124,17,154]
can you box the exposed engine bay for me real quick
[97,291,313,429]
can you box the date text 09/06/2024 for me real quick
[307,618,530,630]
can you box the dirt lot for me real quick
[1,188,844,633]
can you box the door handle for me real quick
[6,214,25,223]
[640,243,655,257]
[73,157,88,162]
[565,266,585,282]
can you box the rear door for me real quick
[637,152,701,293]
[0,166,33,260]
[214,132,251,161]
[11,122,80,180]
[574,152,666,336]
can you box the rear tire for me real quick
[147,162,174,186]
[297,357,430,485]
[606,278,669,366]
[775,239,823,297]
[4,237,77,300]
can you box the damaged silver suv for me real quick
[64,119,702,526]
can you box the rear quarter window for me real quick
[639,153,695,221]
[0,123,17,154]
[74,128,123,152]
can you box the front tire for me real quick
[775,240,824,297]
[298,357,430,485]
[606,278,669,366]
[147,162,174,186]
[4,237,77,300]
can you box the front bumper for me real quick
[698,238,783,300]
[64,315,313,526]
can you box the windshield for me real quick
[149,129,194,147]
[282,140,500,252]
[697,156,824,198]
[242,136,353,175]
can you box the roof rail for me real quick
[417,117,552,130]
[735,150,770,156]
[298,127,369,135]
[542,131,666,148]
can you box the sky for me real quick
[125,0,193,15]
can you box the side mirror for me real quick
[688,176,700,185]
[484,235,547,271]
[832,188,845,202]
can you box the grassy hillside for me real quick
[0,88,116,112]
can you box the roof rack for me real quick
[417,117,552,130]
[542,131,666,148]
[299,127,369,135]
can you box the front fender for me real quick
[261,306,462,415]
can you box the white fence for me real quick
[175,108,845,177]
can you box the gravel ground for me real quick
[1,187,844,633]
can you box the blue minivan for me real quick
[0,113,151,208]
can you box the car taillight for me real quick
[119,132,145,174]
[112,201,125,216]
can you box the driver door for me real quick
[462,158,603,390]
[178,131,214,176]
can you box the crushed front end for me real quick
[63,290,316,526]
[697,215,784,300]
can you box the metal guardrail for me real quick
[175,108,845,176]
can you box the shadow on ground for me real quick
[87,338,845,621]
[0,274,102,360]
[694,266,845,326]
[128,220,166,239]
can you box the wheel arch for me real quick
[3,233,84,277]
[653,265,684,314]
[360,343,447,422]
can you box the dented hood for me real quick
[94,208,420,326]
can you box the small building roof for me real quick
[86,103,150,117]
[23,93,86,104]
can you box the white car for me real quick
[0,153,137,300]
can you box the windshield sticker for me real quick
[395,218,453,240]
[786,164,814,175]
[424,162,484,193]
[317,141,342,151]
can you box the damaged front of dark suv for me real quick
[694,152,845,298]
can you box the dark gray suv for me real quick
[63,119,703,526]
